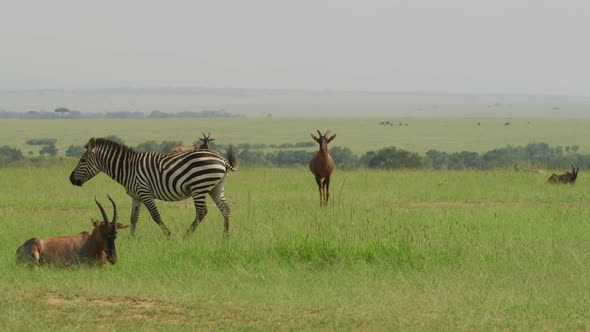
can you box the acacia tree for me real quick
[54,107,70,118]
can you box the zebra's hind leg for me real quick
[185,193,208,238]
[209,177,231,237]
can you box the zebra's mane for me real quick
[94,138,135,154]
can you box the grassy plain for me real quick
[1,117,590,156]
[1,162,590,330]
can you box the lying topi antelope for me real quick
[547,163,580,184]
[16,195,129,267]
[168,132,215,154]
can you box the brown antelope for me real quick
[168,132,215,154]
[547,163,580,184]
[309,129,336,207]
[16,195,128,267]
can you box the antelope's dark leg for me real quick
[140,195,171,238]
[130,197,142,235]
[315,175,323,207]
[324,176,331,205]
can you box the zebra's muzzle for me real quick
[69,173,83,186]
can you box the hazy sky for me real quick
[1,1,589,95]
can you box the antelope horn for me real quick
[107,194,118,224]
[208,132,211,139]
[317,130,322,136]
[325,129,331,136]
[200,132,206,142]
[95,196,110,228]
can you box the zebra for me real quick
[69,137,238,238]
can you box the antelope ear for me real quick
[328,134,336,143]
[116,223,130,229]
[91,218,100,228]
[209,137,215,142]
[311,134,319,142]
[85,138,97,153]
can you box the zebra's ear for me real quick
[85,138,97,153]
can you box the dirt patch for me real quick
[44,293,185,323]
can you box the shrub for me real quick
[26,138,57,145]
[65,145,86,157]
[367,147,424,169]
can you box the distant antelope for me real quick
[168,132,215,154]
[547,163,580,184]
[309,129,336,207]
[16,195,128,267]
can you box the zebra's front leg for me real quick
[140,195,172,238]
[130,197,142,236]
[185,194,208,238]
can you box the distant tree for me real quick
[425,149,449,169]
[39,143,58,157]
[54,107,70,118]
[367,147,423,169]
[148,110,169,118]
[65,145,86,157]
[26,138,57,145]
[103,135,125,144]
[238,148,269,166]
[0,145,24,163]
[330,146,359,169]
[294,141,315,148]
[359,151,377,167]
[159,141,183,153]
[134,140,160,153]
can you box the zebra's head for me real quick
[69,138,101,186]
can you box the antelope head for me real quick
[311,129,336,152]
[571,162,580,180]
[92,195,129,264]
[198,132,215,149]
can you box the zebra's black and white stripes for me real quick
[69,138,237,237]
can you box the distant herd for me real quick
[16,129,580,268]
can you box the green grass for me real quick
[1,163,590,330]
[2,117,590,156]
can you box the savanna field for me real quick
[1,118,590,330]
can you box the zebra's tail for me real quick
[226,145,238,171]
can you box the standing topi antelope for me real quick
[309,129,336,207]
[547,163,579,184]
[69,138,237,238]
[16,195,128,267]
[168,132,215,154]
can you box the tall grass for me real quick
[1,164,590,329]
